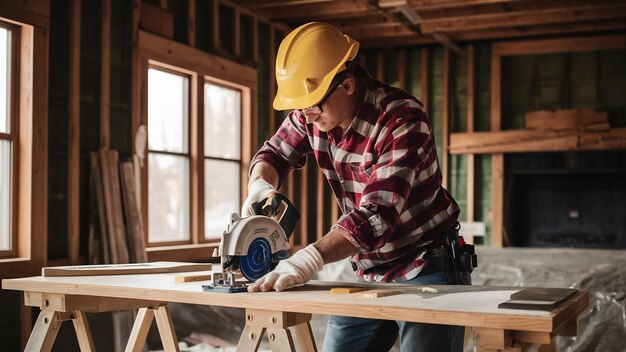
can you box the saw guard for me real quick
[220,215,290,265]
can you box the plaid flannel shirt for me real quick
[251,63,460,282]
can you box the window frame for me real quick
[136,30,256,261]
[0,7,49,278]
[0,20,20,259]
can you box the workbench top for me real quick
[3,274,588,333]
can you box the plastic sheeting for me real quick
[471,247,626,352]
[155,247,626,351]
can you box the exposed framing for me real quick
[489,34,626,247]
[135,30,256,261]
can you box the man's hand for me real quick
[247,245,324,292]
[241,178,275,217]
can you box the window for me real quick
[147,67,191,243]
[138,31,255,259]
[203,82,241,238]
[0,23,16,258]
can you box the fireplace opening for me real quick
[507,152,626,248]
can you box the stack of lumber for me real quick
[450,109,626,154]
[89,149,146,265]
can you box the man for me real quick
[242,22,467,351]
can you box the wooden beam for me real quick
[68,0,81,264]
[190,73,201,244]
[452,19,626,42]
[420,4,626,34]
[235,0,334,8]
[343,24,415,39]
[492,34,626,56]
[100,0,111,149]
[392,0,524,11]
[264,0,372,20]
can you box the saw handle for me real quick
[251,192,300,239]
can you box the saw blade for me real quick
[239,237,273,281]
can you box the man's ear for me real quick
[342,76,357,96]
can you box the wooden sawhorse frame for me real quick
[22,291,318,352]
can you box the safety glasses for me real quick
[300,64,351,116]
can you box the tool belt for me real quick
[423,223,478,285]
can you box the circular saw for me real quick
[208,192,300,292]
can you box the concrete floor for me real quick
[155,247,626,352]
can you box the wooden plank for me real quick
[174,273,212,282]
[140,3,174,38]
[90,152,110,263]
[355,289,405,298]
[525,109,608,130]
[263,0,371,20]
[100,150,130,263]
[42,262,213,277]
[450,127,626,154]
[68,0,81,264]
[474,328,511,350]
[101,0,111,149]
[119,162,147,263]
[492,34,626,56]
[330,287,367,294]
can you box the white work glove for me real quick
[240,178,275,217]
[247,245,324,292]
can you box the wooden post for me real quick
[68,0,81,264]
[100,0,111,149]
[466,45,475,225]
[490,50,503,248]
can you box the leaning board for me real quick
[42,261,214,277]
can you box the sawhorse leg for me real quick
[23,291,176,352]
[126,305,180,352]
[237,309,317,352]
[25,310,94,352]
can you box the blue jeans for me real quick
[322,260,465,352]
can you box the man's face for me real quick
[300,76,353,132]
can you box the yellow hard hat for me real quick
[273,22,360,111]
